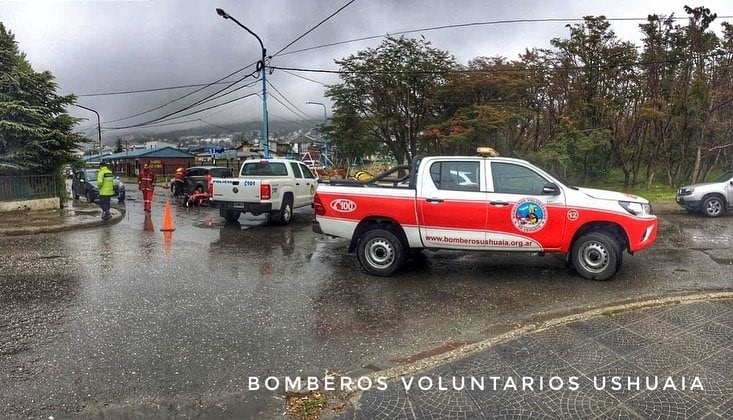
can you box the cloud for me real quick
[2,0,731,142]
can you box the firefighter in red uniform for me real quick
[138,163,156,212]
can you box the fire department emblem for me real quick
[512,198,547,233]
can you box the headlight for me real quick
[677,187,694,196]
[619,201,651,216]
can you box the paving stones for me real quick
[334,299,733,419]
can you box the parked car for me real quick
[71,169,126,203]
[675,170,733,217]
[173,166,232,195]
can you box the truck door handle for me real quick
[425,197,444,203]
[490,200,509,206]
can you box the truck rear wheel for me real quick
[357,229,405,276]
[270,195,293,225]
[570,231,621,281]
[223,210,240,223]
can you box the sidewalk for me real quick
[331,294,733,419]
[0,199,124,236]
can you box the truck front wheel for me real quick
[702,195,725,217]
[570,232,621,281]
[357,229,405,276]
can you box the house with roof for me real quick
[84,146,195,177]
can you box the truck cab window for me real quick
[429,161,480,192]
[491,162,547,195]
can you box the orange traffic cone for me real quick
[160,200,176,231]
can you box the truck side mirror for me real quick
[542,183,561,195]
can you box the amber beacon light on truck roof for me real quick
[476,147,500,157]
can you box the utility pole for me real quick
[216,8,270,158]
[73,104,102,151]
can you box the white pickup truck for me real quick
[209,159,318,224]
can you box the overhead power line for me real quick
[271,0,358,58]
[270,53,733,76]
[266,80,311,120]
[276,15,733,58]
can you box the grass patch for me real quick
[285,391,328,420]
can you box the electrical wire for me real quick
[103,92,260,130]
[104,70,260,129]
[279,69,330,86]
[275,15,733,58]
[266,80,311,120]
[270,54,733,76]
[270,0,358,58]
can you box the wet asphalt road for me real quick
[0,187,731,418]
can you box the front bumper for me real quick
[675,195,701,211]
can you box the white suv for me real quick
[676,171,733,217]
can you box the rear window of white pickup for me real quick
[241,162,288,176]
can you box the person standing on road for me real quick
[97,160,115,220]
[138,163,156,213]
[173,167,186,198]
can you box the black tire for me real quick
[270,195,294,225]
[356,229,405,276]
[86,191,95,203]
[224,210,240,223]
[570,231,621,281]
[702,195,725,218]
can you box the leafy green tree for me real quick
[325,36,456,164]
[322,103,376,165]
[0,22,85,174]
[427,57,535,156]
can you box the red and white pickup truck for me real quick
[312,149,658,280]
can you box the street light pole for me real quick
[306,101,328,166]
[216,8,270,158]
[72,103,102,151]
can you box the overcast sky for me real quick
[2,0,732,142]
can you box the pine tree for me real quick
[0,22,85,174]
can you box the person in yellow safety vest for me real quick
[137,163,156,213]
[97,160,115,220]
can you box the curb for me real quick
[318,291,733,420]
[0,207,126,236]
[341,290,733,383]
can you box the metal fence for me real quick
[0,175,57,201]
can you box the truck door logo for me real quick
[512,198,547,233]
[331,199,357,213]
